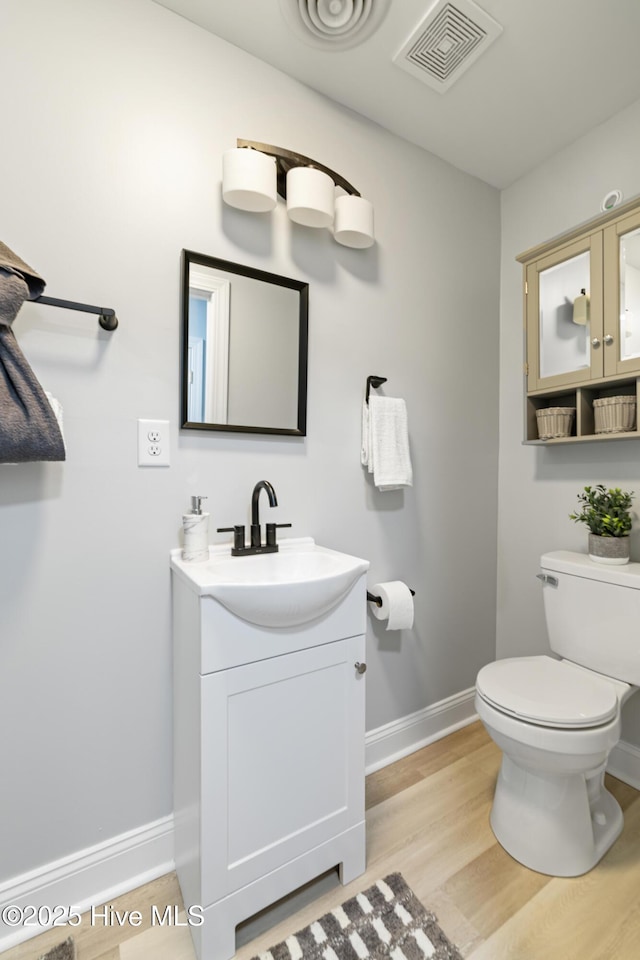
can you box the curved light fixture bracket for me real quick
[236,139,361,201]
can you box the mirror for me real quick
[181,250,309,435]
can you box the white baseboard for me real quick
[365,687,478,774]
[0,815,174,952]
[607,739,640,790]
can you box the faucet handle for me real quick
[217,525,246,552]
[265,522,292,548]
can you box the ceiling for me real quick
[153,0,640,189]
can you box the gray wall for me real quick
[498,97,640,744]
[0,0,500,883]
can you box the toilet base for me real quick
[490,754,623,876]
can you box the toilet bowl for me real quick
[476,656,627,876]
[476,551,640,877]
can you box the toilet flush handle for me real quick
[536,573,558,586]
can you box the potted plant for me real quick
[569,484,634,564]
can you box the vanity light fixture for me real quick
[222,139,375,249]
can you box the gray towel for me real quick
[0,243,65,462]
[0,241,46,299]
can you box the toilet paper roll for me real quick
[182,512,209,562]
[370,581,414,630]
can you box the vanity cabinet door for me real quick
[200,634,365,905]
[603,208,640,377]
[525,233,604,392]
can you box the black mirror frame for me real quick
[181,250,309,436]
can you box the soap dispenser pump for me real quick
[182,495,209,562]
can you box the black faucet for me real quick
[251,480,278,548]
[217,479,291,556]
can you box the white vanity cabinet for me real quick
[171,543,368,960]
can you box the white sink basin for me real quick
[170,537,369,627]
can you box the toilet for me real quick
[476,550,640,877]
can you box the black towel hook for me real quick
[366,375,387,404]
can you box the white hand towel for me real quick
[361,400,370,467]
[363,395,413,491]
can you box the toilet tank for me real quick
[540,550,640,685]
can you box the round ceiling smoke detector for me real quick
[279,0,391,50]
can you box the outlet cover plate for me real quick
[138,419,170,466]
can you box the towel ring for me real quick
[366,375,387,404]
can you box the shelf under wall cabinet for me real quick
[524,376,640,444]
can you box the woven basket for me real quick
[536,406,575,440]
[593,396,637,434]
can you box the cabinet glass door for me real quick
[526,234,603,391]
[603,211,640,376]
[619,226,640,360]
[538,251,591,379]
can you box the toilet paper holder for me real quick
[367,588,415,606]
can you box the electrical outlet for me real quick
[138,419,170,467]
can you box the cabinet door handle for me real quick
[355,662,367,675]
[604,334,615,345]
[591,337,601,348]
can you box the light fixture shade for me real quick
[286,167,335,228]
[222,148,277,212]
[333,194,375,248]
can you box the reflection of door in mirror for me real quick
[187,332,204,422]
[539,251,590,379]
[188,269,230,424]
[620,226,640,361]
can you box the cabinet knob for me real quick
[604,334,615,345]
[355,662,367,675]
[591,337,601,348]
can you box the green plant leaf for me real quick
[569,484,634,537]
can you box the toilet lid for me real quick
[476,656,619,728]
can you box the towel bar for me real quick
[34,295,118,331]
[367,588,415,606]
[365,375,387,404]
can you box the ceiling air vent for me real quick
[278,0,391,50]
[393,0,502,93]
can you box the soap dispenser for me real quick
[182,495,209,562]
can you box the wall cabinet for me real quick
[172,564,367,960]
[520,197,640,443]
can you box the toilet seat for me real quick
[476,655,618,728]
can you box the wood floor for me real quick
[5,721,640,960]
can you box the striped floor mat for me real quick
[250,874,462,960]
[39,938,74,960]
